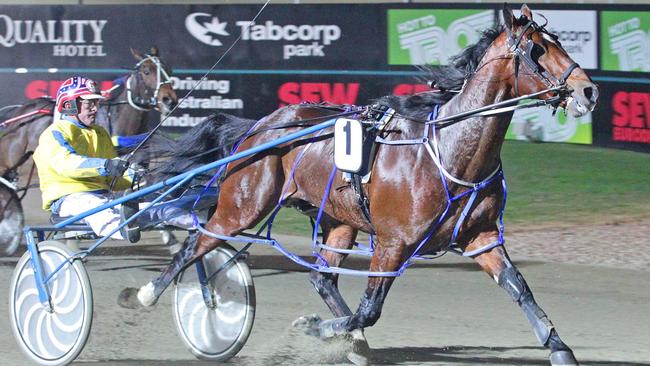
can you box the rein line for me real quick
[183,109,361,161]
[365,85,567,130]
[124,0,271,163]
[430,85,566,128]
[171,85,563,168]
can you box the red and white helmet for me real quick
[56,76,103,114]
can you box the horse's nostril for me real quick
[162,97,171,106]
[583,86,597,103]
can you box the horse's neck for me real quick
[100,87,147,136]
[434,74,513,182]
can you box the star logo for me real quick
[185,13,230,47]
[203,17,229,44]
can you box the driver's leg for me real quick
[58,192,124,240]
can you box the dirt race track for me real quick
[0,191,648,366]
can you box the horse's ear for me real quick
[149,46,159,56]
[502,3,515,30]
[130,47,144,61]
[520,4,533,21]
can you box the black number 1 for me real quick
[344,121,351,155]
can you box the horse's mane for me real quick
[375,25,503,121]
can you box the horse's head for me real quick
[129,46,177,115]
[500,4,598,117]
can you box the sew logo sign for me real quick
[601,11,650,72]
[506,105,592,144]
[611,91,650,144]
[278,82,359,107]
[387,9,494,65]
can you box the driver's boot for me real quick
[119,201,141,243]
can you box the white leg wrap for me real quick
[137,282,157,307]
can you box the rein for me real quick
[178,109,362,161]
[124,0,271,164]
[429,86,565,129]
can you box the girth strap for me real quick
[351,173,373,226]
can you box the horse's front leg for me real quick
[468,240,578,366]
[308,222,357,317]
[291,223,372,365]
[302,239,401,366]
[317,242,401,337]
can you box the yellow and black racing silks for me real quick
[34,117,131,210]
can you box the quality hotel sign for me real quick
[0,14,108,57]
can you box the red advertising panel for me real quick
[593,81,650,153]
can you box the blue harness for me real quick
[188,105,507,277]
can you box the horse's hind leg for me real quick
[118,231,207,308]
[119,159,284,309]
[470,243,578,366]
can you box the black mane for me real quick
[375,25,503,121]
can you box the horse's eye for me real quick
[531,43,546,61]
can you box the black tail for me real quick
[137,112,257,183]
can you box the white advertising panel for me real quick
[500,10,597,69]
[533,10,597,69]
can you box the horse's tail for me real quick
[138,112,257,183]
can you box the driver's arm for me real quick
[47,130,112,178]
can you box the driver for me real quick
[33,76,191,243]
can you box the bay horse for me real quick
[124,5,597,365]
[0,47,177,254]
[0,182,22,255]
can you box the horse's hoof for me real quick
[117,287,142,309]
[347,351,371,366]
[347,330,371,366]
[292,314,322,337]
[318,316,350,339]
[137,282,158,307]
[160,230,173,246]
[550,350,579,365]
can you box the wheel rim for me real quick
[10,242,92,365]
[174,247,254,360]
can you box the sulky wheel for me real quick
[0,183,24,256]
[173,244,255,361]
[9,240,93,366]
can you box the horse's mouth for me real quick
[565,94,595,118]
